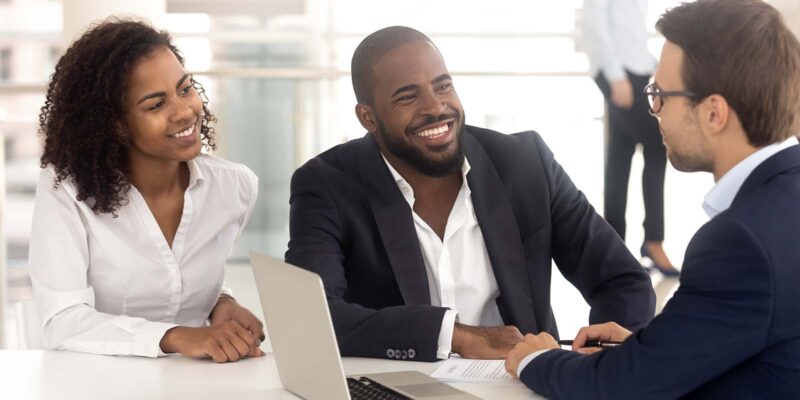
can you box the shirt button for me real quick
[408,349,416,359]
[395,349,402,359]
[386,349,395,358]
[401,350,408,360]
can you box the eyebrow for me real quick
[135,73,190,105]
[432,74,452,85]
[391,83,418,98]
[390,74,453,98]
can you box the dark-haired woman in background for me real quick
[30,19,263,363]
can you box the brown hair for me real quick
[39,18,217,215]
[657,0,800,146]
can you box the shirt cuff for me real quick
[220,285,234,298]
[436,310,459,359]
[517,349,552,377]
[134,322,179,357]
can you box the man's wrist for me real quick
[517,349,551,377]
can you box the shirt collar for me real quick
[703,138,797,218]
[186,155,205,189]
[380,153,472,207]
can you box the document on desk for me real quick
[431,357,517,384]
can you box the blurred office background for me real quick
[1,0,798,350]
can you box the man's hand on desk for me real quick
[571,321,631,355]
[503,322,633,378]
[451,323,523,359]
[504,332,559,378]
[160,321,264,363]
[210,294,266,342]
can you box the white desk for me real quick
[1,350,544,399]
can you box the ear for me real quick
[701,94,730,136]
[355,103,378,133]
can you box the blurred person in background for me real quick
[31,19,263,363]
[583,0,679,276]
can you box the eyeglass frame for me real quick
[643,82,700,114]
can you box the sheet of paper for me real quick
[431,357,517,384]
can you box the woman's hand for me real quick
[160,321,264,363]
[209,295,266,342]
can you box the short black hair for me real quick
[350,26,432,105]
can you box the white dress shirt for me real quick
[703,138,798,218]
[29,153,258,357]
[582,0,657,81]
[516,138,800,377]
[382,155,503,359]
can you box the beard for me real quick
[376,112,466,177]
[667,149,713,173]
[664,115,714,173]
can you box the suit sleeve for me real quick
[532,133,655,330]
[519,216,773,399]
[285,164,447,361]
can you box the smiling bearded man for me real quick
[285,26,655,363]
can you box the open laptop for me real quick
[250,252,479,400]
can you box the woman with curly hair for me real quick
[29,18,264,363]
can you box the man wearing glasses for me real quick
[505,0,800,398]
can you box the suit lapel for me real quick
[733,144,800,207]
[462,130,534,326]
[358,133,431,306]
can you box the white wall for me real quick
[62,0,166,45]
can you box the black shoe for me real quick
[640,243,680,277]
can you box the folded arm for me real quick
[286,164,450,360]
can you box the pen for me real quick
[557,340,623,348]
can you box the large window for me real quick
[0,48,11,82]
[3,0,712,341]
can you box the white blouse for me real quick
[29,154,258,357]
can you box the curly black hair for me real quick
[38,18,217,215]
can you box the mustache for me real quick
[407,111,460,132]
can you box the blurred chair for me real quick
[7,266,42,349]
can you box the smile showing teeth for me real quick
[414,124,449,138]
[170,123,195,138]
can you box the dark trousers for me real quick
[594,71,666,241]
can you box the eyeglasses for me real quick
[643,82,699,114]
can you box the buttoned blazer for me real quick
[285,126,655,361]
[520,145,800,399]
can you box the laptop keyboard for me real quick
[347,377,412,400]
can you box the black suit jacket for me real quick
[520,145,800,399]
[286,126,655,361]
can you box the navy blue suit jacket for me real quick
[286,126,655,361]
[520,145,800,399]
